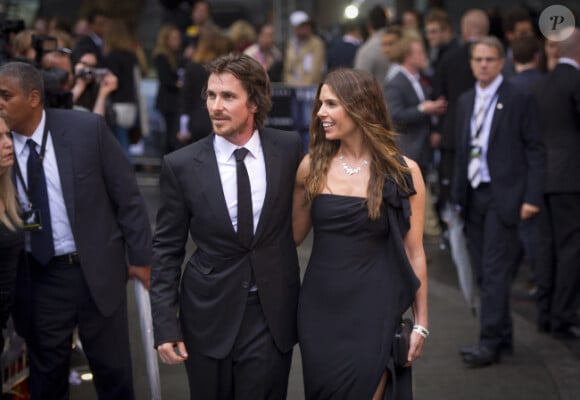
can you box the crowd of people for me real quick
[0,1,579,399]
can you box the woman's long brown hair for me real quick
[306,68,410,220]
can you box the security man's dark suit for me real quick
[453,80,545,352]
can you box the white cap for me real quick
[289,10,310,27]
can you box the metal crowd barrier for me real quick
[268,84,318,152]
[1,321,28,398]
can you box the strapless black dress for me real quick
[298,177,419,399]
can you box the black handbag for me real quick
[392,318,413,368]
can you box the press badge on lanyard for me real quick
[469,143,482,159]
[13,120,50,232]
[22,209,43,231]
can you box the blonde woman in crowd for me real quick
[0,116,24,384]
[228,19,256,54]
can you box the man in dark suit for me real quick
[453,36,545,367]
[150,53,302,399]
[71,8,108,66]
[424,8,458,78]
[508,35,543,91]
[326,19,362,71]
[432,9,488,206]
[508,35,544,297]
[500,5,534,80]
[384,33,446,172]
[0,61,152,398]
[533,28,580,339]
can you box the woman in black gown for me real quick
[293,68,428,399]
[0,116,24,366]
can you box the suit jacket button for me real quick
[242,281,249,289]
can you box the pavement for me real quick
[66,183,580,400]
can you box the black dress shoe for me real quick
[459,344,479,356]
[552,325,580,339]
[459,342,512,357]
[462,345,500,368]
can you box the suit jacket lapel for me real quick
[463,91,476,151]
[420,79,431,101]
[193,135,237,237]
[48,111,76,227]
[253,129,281,242]
[488,83,507,145]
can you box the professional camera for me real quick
[0,15,24,63]
[0,18,24,35]
[77,66,109,82]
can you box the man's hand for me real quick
[128,265,151,290]
[420,96,447,115]
[520,203,540,220]
[157,341,188,364]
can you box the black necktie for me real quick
[234,148,253,247]
[27,139,55,265]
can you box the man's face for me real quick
[402,11,419,30]
[206,72,256,143]
[425,22,444,48]
[381,33,398,59]
[91,15,108,38]
[406,41,427,70]
[470,44,505,87]
[0,76,40,136]
[192,2,210,26]
[507,21,534,42]
[294,23,311,41]
[258,25,275,49]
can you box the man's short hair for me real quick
[470,35,505,59]
[367,5,388,31]
[205,53,271,130]
[502,5,531,34]
[511,35,539,64]
[86,7,108,24]
[0,61,45,104]
[425,8,452,31]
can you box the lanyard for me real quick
[471,90,499,140]
[13,119,50,210]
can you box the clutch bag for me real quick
[393,318,413,368]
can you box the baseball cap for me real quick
[289,10,310,27]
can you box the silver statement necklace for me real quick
[338,155,369,175]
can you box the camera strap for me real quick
[13,115,50,210]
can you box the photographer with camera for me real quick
[72,51,118,123]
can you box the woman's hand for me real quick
[406,330,426,366]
